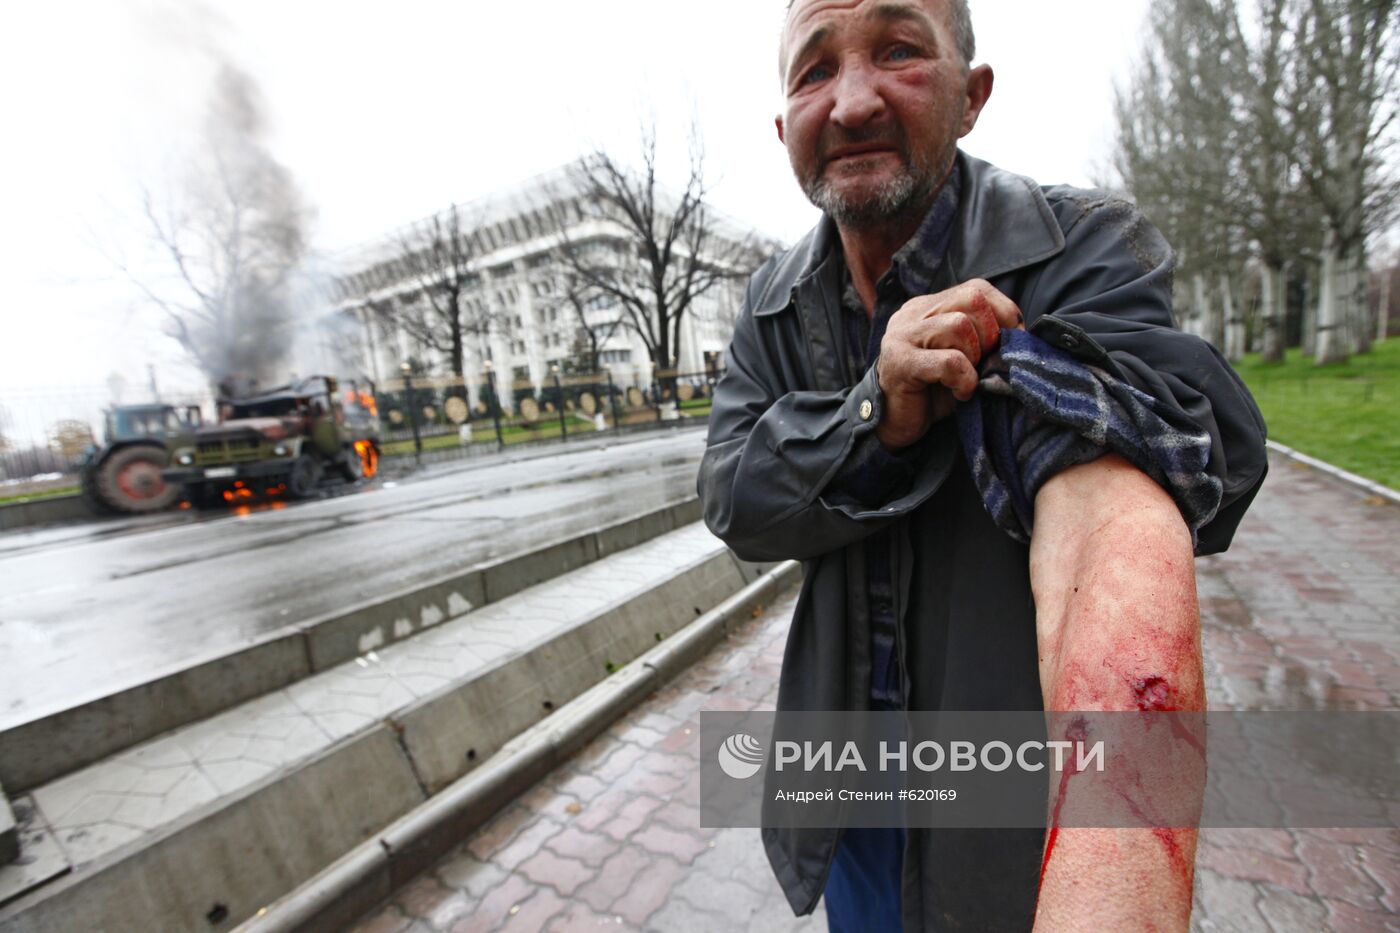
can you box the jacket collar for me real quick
[752,151,1066,317]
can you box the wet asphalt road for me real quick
[0,431,707,728]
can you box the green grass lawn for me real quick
[0,485,81,506]
[1231,338,1399,491]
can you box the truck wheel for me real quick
[93,444,179,513]
[338,446,363,483]
[287,455,323,499]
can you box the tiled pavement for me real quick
[351,452,1399,933]
[1192,456,1400,933]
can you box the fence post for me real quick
[606,367,621,434]
[551,364,567,441]
[400,363,422,465]
[485,360,504,451]
[650,361,662,423]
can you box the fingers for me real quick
[897,279,1024,353]
[878,281,1021,406]
[910,312,985,365]
[905,348,979,401]
[963,279,1024,333]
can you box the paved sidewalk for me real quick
[353,585,815,933]
[352,451,1399,933]
[1192,454,1400,932]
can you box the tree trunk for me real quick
[1379,267,1393,343]
[1351,248,1372,355]
[450,329,465,380]
[1259,263,1285,363]
[1222,273,1245,362]
[1315,230,1349,365]
[1194,274,1223,349]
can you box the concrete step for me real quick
[0,497,703,794]
[0,521,778,931]
[0,785,15,866]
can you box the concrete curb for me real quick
[0,495,96,532]
[1265,439,1400,506]
[234,560,801,933]
[0,499,702,794]
[0,782,15,867]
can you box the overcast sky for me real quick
[0,0,1149,399]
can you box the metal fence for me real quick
[372,365,722,466]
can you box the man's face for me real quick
[777,0,983,229]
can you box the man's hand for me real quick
[875,279,1023,449]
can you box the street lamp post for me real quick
[400,361,422,465]
[484,360,504,451]
[551,364,567,441]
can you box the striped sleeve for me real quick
[955,327,1222,547]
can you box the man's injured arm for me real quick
[1028,452,1203,932]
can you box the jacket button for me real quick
[859,399,873,421]
[1060,335,1081,350]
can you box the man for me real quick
[696,0,1268,930]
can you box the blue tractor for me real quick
[79,403,203,513]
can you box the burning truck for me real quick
[162,375,379,506]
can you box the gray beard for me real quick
[803,165,936,230]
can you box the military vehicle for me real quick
[162,375,380,506]
[80,403,203,513]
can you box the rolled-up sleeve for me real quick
[1012,197,1268,555]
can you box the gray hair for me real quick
[783,0,976,73]
[947,0,975,66]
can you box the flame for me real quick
[222,485,256,503]
[346,390,379,418]
[355,439,379,479]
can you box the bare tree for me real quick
[389,203,499,379]
[1235,0,1310,361]
[558,270,624,373]
[1287,0,1400,363]
[123,65,312,392]
[547,127,765,374]
[1113,0,1397,365]
[1113,0,1247,350]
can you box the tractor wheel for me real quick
[80,460,116,514]
[92,444,179,513]
[286,455,323,499]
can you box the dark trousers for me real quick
[824,826,906,933]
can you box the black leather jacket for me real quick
[697,152,1267,931]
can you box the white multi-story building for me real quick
[322,160,778,412]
